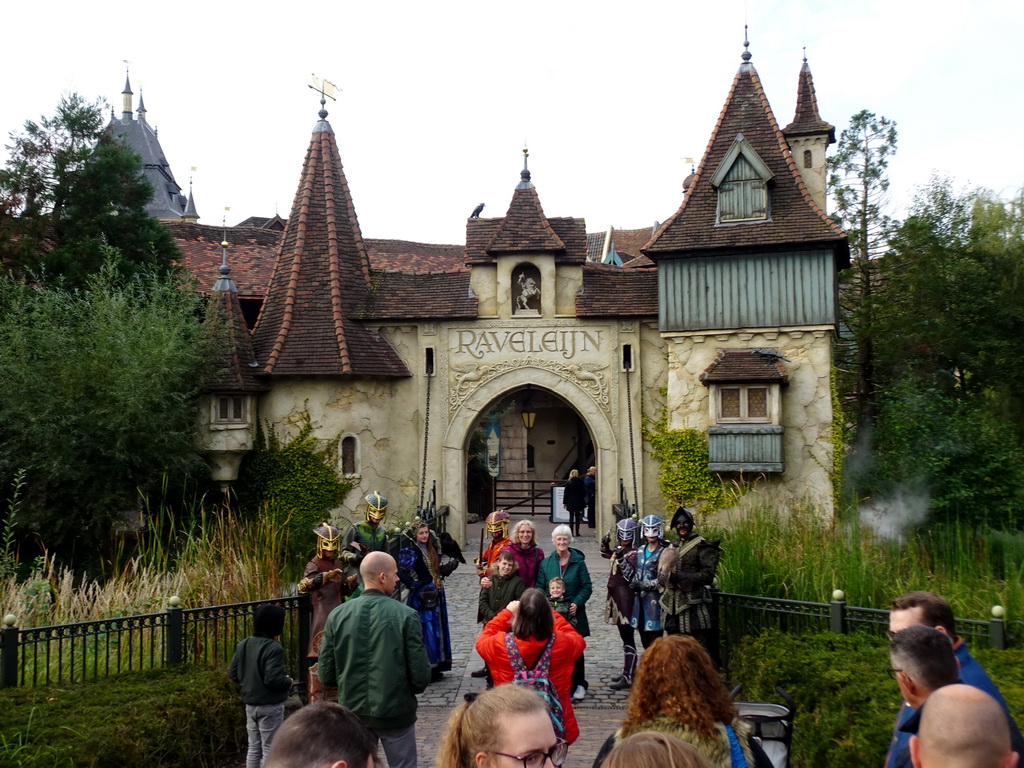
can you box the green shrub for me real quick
[0,666,243,767]
[728,631,1024,768]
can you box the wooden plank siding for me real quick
[658,250,837,332]
[707,424,785,473]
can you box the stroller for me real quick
[730,685,795,768]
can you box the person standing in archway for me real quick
[562,470,587,538]
[584,466,597,529]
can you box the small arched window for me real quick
[803,149,812,169]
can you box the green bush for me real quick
[0,667,243,767]
[727,630,1024,768]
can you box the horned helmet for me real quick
[485,509,510,539]
[364,491,388,524]
[313,521,342,560]
[616,517,640,546]
[640,514,664,540]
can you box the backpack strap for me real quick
[504,632,527,676]
[724,724,749,768]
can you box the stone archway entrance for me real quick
[441,366,618,541]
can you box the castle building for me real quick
[193,42,848,538]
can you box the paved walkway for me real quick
[412,515,627,768]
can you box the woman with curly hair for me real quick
[592,635,772,768]
[436,676,569,768]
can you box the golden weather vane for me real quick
[309,74,339,102]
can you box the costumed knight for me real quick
[601,516,639,689]
[297,521,362,702]
[658,506,722,657]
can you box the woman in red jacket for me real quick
[475,588,586,744]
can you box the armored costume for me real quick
[475,510,512,578]
[398,523,458,680]
[659,506,721,652]
[297,522,361,702]
[601,517,639,689]
[343,491,390,554]
[623,515,666,647]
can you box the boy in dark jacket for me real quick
[478,550,525,622]
[548,577,577,628]
[228,604,294,768]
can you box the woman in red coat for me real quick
[475,588,586,744]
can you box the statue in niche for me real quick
[513,265,541,315]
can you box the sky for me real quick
[2,1,1021,246]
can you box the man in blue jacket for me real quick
[319,551,431,768]
[886,591,1024,767]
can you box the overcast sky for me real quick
[3,1,1020,246]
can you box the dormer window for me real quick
[711,135,774,224]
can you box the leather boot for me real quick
[608,645,637,690]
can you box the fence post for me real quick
[1,614,17,688]
[298,593,311,699]
[990,605,1006,650]
[167,597,183,665]
[830,590,847,635]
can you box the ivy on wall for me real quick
[642,407,737,517]
[830,365,845,511]
[235,410,352,541]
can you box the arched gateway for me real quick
[196,45,848,541]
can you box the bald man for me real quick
[319,552,430,768]
[911,684,1020,768]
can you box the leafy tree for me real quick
[0,93,180,286]
[855,179,1024,528]
[0,258,217,561]
[828,110,898,430]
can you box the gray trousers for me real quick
[372,723,418,768]
[244,702,285,768]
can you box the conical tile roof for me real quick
[252,111,410,377]
[645,46,846,259]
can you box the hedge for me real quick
[728,630,1024,768]
[0,666,243,767]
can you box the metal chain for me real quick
[626,366,639,514]
[419,371,431,510]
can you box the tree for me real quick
[859,179,1024,528]
[0,258,218,562]
[0,93,180,286]
[828,110,898,430]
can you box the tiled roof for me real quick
[108,111,187,220]
[575,262,658,317]
[700,348,789,384]
[609,227,657,262]
[250,116,410,378]
[467,216,587,265]
[357,270,477,320]
[204,260,270,392]
[644,52,847,260]
[487,185,565,254]
[586,231,606,261]
[782,58,835,140]
[169,221,280,297]
[367,240,466,272]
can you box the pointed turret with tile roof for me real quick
[465,149,587,265]
[644,36,847,266]
[251,99,410,377]
[782,52,834,212]
[205,237,268,392]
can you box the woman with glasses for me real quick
[436,684,569,768]
[593,635,773,768]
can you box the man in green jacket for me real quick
[319,551,431,768]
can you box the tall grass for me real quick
[1,503,302,629]
[711,505,1024,619]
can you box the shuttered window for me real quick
[719,155,767,222]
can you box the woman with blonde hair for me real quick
[602,732,713,768]
[593,635,772,768]
[436,684,569,768]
